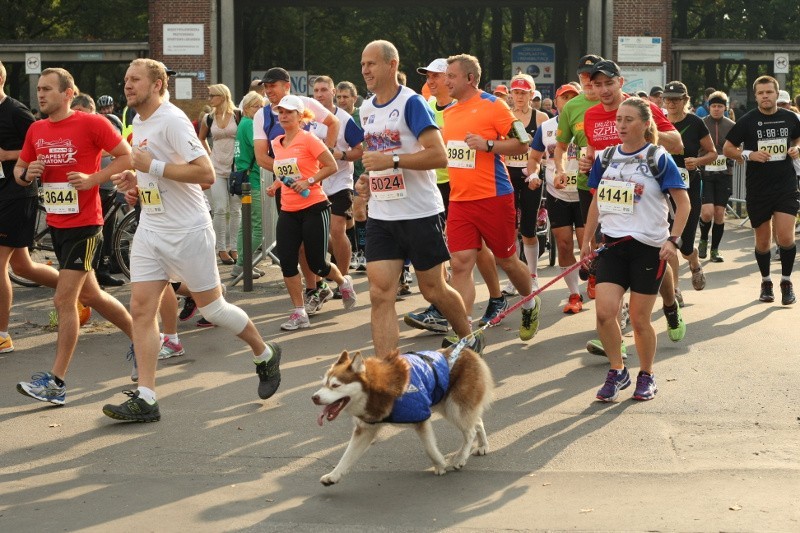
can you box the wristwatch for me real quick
[392,154,400,170]
[308,177,316,185]
[487,140,495,152]
[667,236,682,249]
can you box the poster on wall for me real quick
[620,65,665,96]
[511,43,555,99]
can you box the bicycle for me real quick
[9,189,139,287]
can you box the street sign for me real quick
[25,53,41,75]
[774,53,789,74]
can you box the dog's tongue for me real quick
[317,409,326,426]
[318,401,343,426]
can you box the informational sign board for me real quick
[163,24,204,56]
[620,65,664,95]
[618,37,662,64]
[511,43,555,99]
[251,70,310,95]
[25,53,41,74]
[174,78,192,100]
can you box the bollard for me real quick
[241,181,253,292]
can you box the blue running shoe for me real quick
[596,367,631,402]
[404,305,449,333]
[479,296,509,326]
[633,371,658,401]
[17,371,66,405]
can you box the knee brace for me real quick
[198,297,250,335]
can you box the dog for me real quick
[311,347,493,486]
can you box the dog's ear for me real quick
[349,352,366,374]
[335,350,350,365]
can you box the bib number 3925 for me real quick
[42,182,79,214]
[597,179,634,214]
[369,168,406,200]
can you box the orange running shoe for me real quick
[562,293,584,314]
[587,275,597,300]
[0,334,13,353]
[77,302,92,326]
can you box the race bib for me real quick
[42,182,79,214]
[597,179,634,214]
[274,158,301,180]
[369,168,406,201]
[138,183,165,214]
[563,172,579,192]
[446,141,476,169]
[677,167,690,187]
[757,138,787,161]
[506,150,529,168]
[705,155,727,172]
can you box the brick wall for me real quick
[612,0,672,69]
[148,0,212,120]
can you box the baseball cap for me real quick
[577,54,603,74]
[555,84,579,98]
[636,91,648,99]
[778,90,791,104]
[259,67,291,85]
[590,60,621,79]
[510,78,534,92]
[274,94,304,113]
[533,90,542,100]
[157,62,177,77]
[662,81,688,98]
[649,85,664,96]
[494,84,509,95]
[416,58,448,75]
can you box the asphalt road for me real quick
[1,221,799,532]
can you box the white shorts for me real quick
[130,225,220,292]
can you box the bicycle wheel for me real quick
[112,209,138,279]
[9,205,56,287]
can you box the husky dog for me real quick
[312,348,493,486]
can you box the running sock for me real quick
[137,386,157,405]
[755,249,772,278]
[563,267,580,295]
[521,297,536,310]
[253,343,275,364]
[698,218,712,241]
[711,223,725,250]
[523,243,539,277]
[781,275,791,282]
[355,220,367,252]
[779,244,796,277]
[346,226,356,250]
[164,333,179,344]
[53,375,65,387]
[295,306,307,316]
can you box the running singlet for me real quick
[359,85,443,221]
[132,101,212,233]
[443,91,515,202]
[725,108,800,196]
[271,129,329,212]
[428,97,455,185]
[588,144,685,247]
[584,95,675,151]
[308,105,364,196]
[20,111,121,228]
[253,95,331,149]
[532,116,579,203]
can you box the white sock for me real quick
[521,297,536,310]
[563,268,580,295]
[295,307,307,316]
[164,333,179,343]
[254,344,274,364]
[137,386,157,405]
[781,275,791,282]
[0,331,8,338]
[763,276,771,282]
[523,243,539,278]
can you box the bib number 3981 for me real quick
[42,182,79,214]
[446,141,476,169]
[597,179,634,214]
[369,168,406,200]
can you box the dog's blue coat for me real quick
[383,351,450,423]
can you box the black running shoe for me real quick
[255,342,282,400]
[780,280,796,305]
[179,297,197,321]
[759,280,775,303]
[103,390,161,422]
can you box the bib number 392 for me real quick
[597,179,634,214]
[369,168,406,201]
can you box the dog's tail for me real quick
[448,348,494,414]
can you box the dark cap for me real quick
[157,62,177,77]
[590,60,621,79]
[636,91,648,99]
[649,85,664,96]
[259,67,291,85]
[662,81,688,98]
[577,54,603,75]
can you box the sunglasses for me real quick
[208,93,222,99]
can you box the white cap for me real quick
[416,58,448,75]
[533,90,542,100]
[778,90,791,104]
[275,94,305,113]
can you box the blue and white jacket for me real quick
[382,351,450,424]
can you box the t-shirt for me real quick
[702,115,735,175]
[131,101,212,233]
[253,95,331,156]
[584,95,675,151]
[588,144,686,247]
[532,116,579,203]
[555,93,600,191]
[234,115,260,190]
[208,112,238,177]
[726,108,800,196]
[0,96,36,200]
[359,85,443,221]
[669,113,710,169]
[442,91,515,202]
[308,105,364,195]
[271,129,328,212]
[20,111,121,228]
[428,97,455,184]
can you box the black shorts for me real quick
[701,172,732,207]
[747,190,800,229]
[595,237,666,295]
[578,188,594,225]
[366,214,449,272]
[437,181,450,220]
[328,189,353,219]
[50,225,103,272]
[0,196,39,248]
[546,196,584,229]
[508,167,540,239]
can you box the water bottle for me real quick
[282,176,310,198]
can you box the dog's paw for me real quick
[449,457,468,471]
[472,445,488,456]
[433,464,448,476]
[320,473,340,486]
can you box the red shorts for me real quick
[446,194,517,259]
